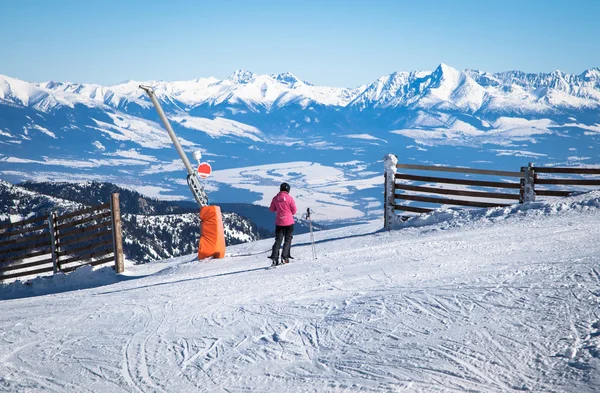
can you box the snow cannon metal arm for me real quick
[139,85,209,208]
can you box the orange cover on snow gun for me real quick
[198,205,226,259]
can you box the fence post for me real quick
[110,193,124,273]
[519,162,536,203]
[383,154,398,230]
[384,171,388,228]
[48,212,59,274]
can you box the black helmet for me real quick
[280,182,290,192]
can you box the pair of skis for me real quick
[269,259,290,269]
[268,254,292,269]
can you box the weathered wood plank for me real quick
[533,167,600,174]
[60,256,115,273]
[534,189,574,197]
[384,172,388,228]
[57,229,112,249]
[0,231,50,249]
[0,238,52,255]
[55,211,111,231]
[0,249,52,265]
[57,221,112,243]
[395,173,522,189]
[111,193,124,274]
[535,178,600,186]
[0,258,54,273]
[48,212,58,274]
[395,193,512,208]
[394,184,520,200]
[396,163,524,178]
[55,203,110,221]
[0,215,47,230]
[393,204,434,213]
[0,266,54,281]
[0,222,49,239]
[58,247,113,265]
[59,238,113,255]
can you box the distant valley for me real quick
[1,64,599,223]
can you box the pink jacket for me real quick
[269,191,297,226]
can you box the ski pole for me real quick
[307,208,317,260]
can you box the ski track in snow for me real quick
[1,196,600,392]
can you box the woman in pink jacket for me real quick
[268,182,297,266]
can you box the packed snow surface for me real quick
[1,193,600,392]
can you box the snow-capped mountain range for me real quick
[3,63,600,116]
[1,64,599,222]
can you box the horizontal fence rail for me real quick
[534,178,600,186]
[394,193,513,209]
[393,204,434,214]
[532,167,600,174]
[394,183,521,200]
[383,154,600,229]
[390,162,522,217]
[394,173,522,189]
[396,163,525,178]
[0,215,48,231]
[0,211,52,281]
[0,222,49,239]
[531,166,600,197]
[0,194,124,283]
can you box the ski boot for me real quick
[268,255,280,266]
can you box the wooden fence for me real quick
[383,154,600,229]
[0,193,124,283]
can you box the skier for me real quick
[268,182,297,266]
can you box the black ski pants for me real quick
[270,224,294,260]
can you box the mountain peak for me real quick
[429,63,462,89]
[271,72,308,87]
[581,67,600,81]
[434,63,459,75]
[228,70,256,84]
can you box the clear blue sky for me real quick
[2,0,599,87]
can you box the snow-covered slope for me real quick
[1,193,599,392]
[0,179,84,222]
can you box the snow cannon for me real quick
[139,85,226,260]
[198,205,226,259]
